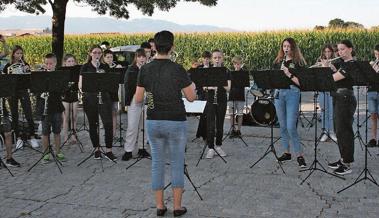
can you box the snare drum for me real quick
[250,98,276,126]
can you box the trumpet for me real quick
[41,92,49,116]
[309,57,342,68]
[370,59,379,66]
[170,51,178,62]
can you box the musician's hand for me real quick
[374,64,379,73]
[330,64,337,72]
[320,59,329,67]
[281,66,290,75]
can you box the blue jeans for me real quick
[275,86,302,155]
[147,120,187,190]
[368,91,379,114]
[318,92,334,132]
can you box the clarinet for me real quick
[213,88,218,105]
[0,97,4,125]
[41,92,49,116]
[95,59,104,104]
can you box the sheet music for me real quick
[183,98,206,114]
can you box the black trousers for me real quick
[83,93,113,148]
[206,101,227,148]
[9,90,35,138]
[333,90,357,163]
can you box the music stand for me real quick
[249,70,290,174]
[27,71,70,174]
[191,67,228,166]
[77,72,119,171]
[338,61,379,193]
[289,68,344,184]
[58,66,84,152]
[0,74,17,176]
[108,67,127,147]
[222,70,250,147]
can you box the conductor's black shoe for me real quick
[94,150,102,160]
[328,159,342,169]
[104,152,117,161]
[367,139,377,147]
[122,152,133,161]
[173,207,187,217]
[138,149,150,158]
[156,207,167,216]
[297,156,307,168]
[277,153,291,162]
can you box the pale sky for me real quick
[1,0,378,31]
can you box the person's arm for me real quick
[224,80,231,92]
[78,75,83,93]
[182,82,196,102]
[135,86,145,103]
[332,69,346,82]
[282,66,300,86]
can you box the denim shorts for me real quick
[228,101,245,115]
[368,91,379,114]
[42,112,63,135]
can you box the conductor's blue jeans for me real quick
[146,120,187,190]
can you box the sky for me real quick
[1,0,378,31]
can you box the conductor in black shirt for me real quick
[135,31,196,217]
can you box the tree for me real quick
[343,21,364,29]
[328,18,345,28]
[0,0,218,65]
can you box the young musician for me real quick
[205,49,231,159]
[367,44,379,147]
[40,53,65,162]
[140,42,153,62]
[122,48,150,161]
[2,45,39,149]
[78,45,117,161]
[148,38,156,56]
[274,37,307,168]
[195,51,212,140]
[314,44,337,142]
[327,39,358,175]
[0,97,21,167]
[228,55,246,138]
[61,54,79,144]
[135,30,196,217]
[103,49,122,137]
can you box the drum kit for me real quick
[245,82,277,126]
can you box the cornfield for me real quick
[3,29,379,70]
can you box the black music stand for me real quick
[290,68,345,184]
[77,72,119,171]
[191,67,228,166]
[0,75,17,176]
[249,70,290,174]
[338,61,379,193]
[222,70,250,147]
[58,66,84,152]
[27,71,70,174]
[108,67,127,147]
[9,73,42,154]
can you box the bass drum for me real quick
[250,98,276,126]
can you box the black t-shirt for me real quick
[334,60,357,89]
[44,92,65,114]
[272,59,303,87]
[229,70,246,101]
[124,64,139,106]
[137,59,192,121]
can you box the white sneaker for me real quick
[206,149,215,159]
[30,138,40,148]
[330,132,337,142]
[320,133,328,142]
[215,146,227,157]
[16,139,24,149]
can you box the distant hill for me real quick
[0,16,235,33]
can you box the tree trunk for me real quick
[51,0,68,66]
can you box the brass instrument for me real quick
[170,50,178,62]
[213,87,218,105]
[370,59,379,66]
[95,59,105,73]
[97,92,103,105]
[7,63,24,74]
[41,92,49,116]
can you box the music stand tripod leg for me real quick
[0,158,15,177]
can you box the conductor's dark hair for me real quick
[101,41,110,46]
[154,30,174,55]
[140,42,151,49]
